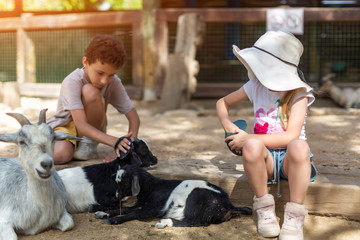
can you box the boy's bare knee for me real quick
[54,141,74,165]
[54,149,73,164]
[54,154,72,165]
[82,84,101,103]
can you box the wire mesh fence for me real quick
[0,31,17,82]
[0,27,133,84]
[169,21,360,85]
[0,13,359,88]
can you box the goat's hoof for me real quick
[95,211,109,219]
[155,222,166,229]
[156,219,173,229]
[88,204,102,213]
[102,218,111,225]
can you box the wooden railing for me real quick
[0,11,143,98]
[154,8,360,98]
[0,8,359,99]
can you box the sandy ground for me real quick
[0,97,359,240]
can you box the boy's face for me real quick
[82,57,120,89]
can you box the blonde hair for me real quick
[279,90,296,129]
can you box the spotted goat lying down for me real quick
[317,73,360,109]
[95,165,252,228]
[0,109,82,240]
[58,138,158,213]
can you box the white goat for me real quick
[0,109,81,240]
[317,73,360,109]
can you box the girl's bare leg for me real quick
[282,139,311,204]
[242,138,274,197]
[243,138,280,237]
[279,139,311,239]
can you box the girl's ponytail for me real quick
[279,90,296,129]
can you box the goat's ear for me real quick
[54,132,83,141]
[131,152,142,167]
[131,175,140,196]
[0,133,18,143]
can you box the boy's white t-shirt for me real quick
[243,78,315,144]
[47,68,135,129]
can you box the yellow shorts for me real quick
[54,121,78,148]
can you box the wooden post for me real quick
[17,27,26,85]
[154,20,168,96]
[159,13,205,112]
[131,20,144,99]
[142,0,160,101]
[8,14,33,109]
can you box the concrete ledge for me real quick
[147,163,360,221]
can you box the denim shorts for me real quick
[267,148,317,185]
[266,148,317,198]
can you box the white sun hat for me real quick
[233,31,312,92]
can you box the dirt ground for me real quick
[0,97,360,240]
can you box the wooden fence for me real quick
[155,7,360,98]
[0,8,359,100]
[0,11,143,99]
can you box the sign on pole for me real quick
[266,8,304,35]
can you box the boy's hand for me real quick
[114,132,133,158]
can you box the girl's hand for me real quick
[223,122,242,135]
[225,130,248,154]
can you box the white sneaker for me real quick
[73,136,98,160]
[279,202,308,240]
[253,194,280,238]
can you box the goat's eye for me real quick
[19,140,26,145]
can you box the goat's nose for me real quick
[41,161,53,171]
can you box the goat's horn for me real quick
[6,113,31,126]
[38,109,48,124]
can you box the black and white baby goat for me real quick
[58,138,158,213]
[95,165,252,228]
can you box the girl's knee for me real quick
[242,138,265,162]
[287,139,309,164]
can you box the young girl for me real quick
[216,31,317,240]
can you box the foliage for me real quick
[0,0,15,11]
[20,0,142,11]
[108,0,142,10]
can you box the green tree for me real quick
[109,0,142,10]
[23,0,142,11]
[0,0,15,11]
